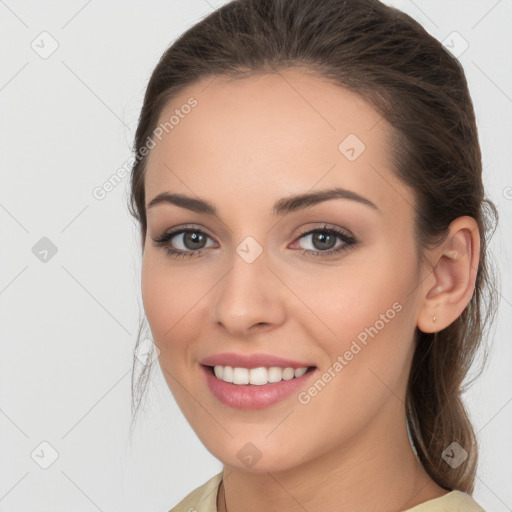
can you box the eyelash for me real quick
[152,224,357,260]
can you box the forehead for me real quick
[144,68,412,219]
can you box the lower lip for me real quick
[201,364,317,410]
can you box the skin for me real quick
[140,68,480,512]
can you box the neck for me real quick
[217,407,449,512]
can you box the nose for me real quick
[211,246,286,338]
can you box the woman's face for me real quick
[141,69,427,472]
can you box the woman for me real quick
[128,0,499,510]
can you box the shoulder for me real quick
[168,472,223,512]
[404,490,486,512]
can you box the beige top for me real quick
[168,472,487,512]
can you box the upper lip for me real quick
[200,352,315,369]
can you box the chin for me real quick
[201,437,309,474]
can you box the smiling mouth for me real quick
[204,364,317,386]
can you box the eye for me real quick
[291,224,357,257]
[152,226,216,259]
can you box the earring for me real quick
[432,314,437,324]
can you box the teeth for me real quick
[294,367,307,378]
[233,367,249,385]
[212,365,310,385]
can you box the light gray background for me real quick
[1,0,511,511]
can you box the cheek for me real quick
[141,255,169,340]
[285,248,411,339]
[292,243,418,385]
[140,252,218,375]
[141,254,191,352]
[288,274,417,452]
[141,254,201,410]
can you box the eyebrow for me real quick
[146,187,381,216]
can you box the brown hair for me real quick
[127,0,499,493]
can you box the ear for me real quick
[416,216,480,333]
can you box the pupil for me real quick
[185,232,205,249]
[314,232,335,250]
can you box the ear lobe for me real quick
[417,217,480,333]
